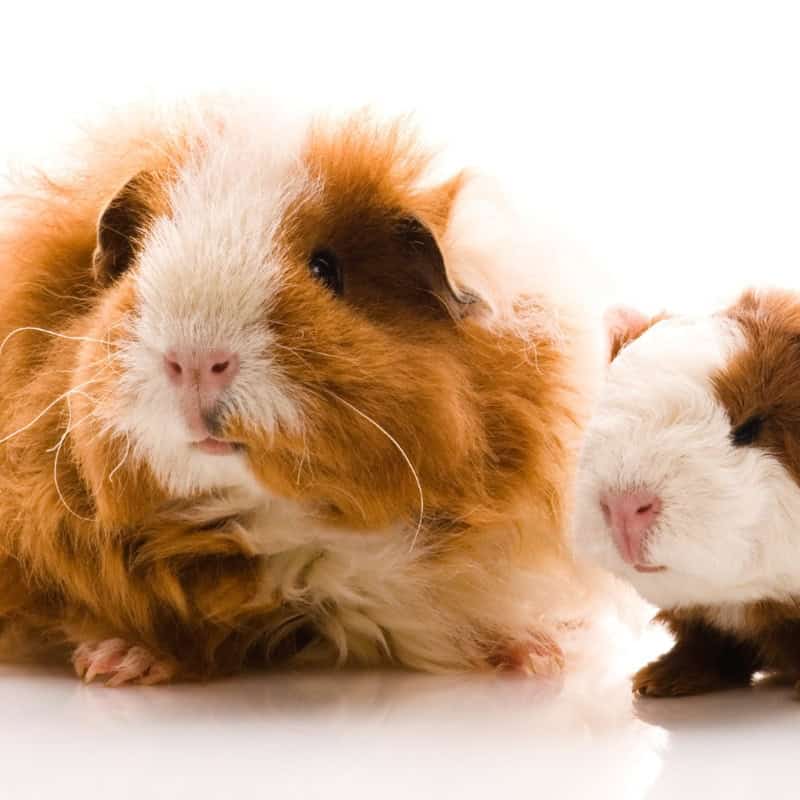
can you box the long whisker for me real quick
[45,405,96,453]
[272,341,360,369]
[324,390,425,552]
[49,354,123,378]
[0,326,113,357]
[50,394,94,523]
[102,318,131,364]
[108,433,131,483]
[44,388,104,454]
[295,428,311,485]
[0,373,108,445]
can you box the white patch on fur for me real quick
[441,173,604,412]
[174,487,589,673]
[574,314,800,611]
[706,604,750,633]
[244,499,441,667]
[108,110,311,495]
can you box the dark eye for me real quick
[309,249,342,295]
[731,415,765,447]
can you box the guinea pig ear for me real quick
[395,214,477,319]
[397,174,478,320]
[92,171,158,284]
[604,306,667,361]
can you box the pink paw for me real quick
[72,639,175,686]
[490,631,565,677]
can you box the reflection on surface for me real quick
[639,683,800,800]
[0,617,671,800]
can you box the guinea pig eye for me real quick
[308,249,342,295]
[731,415,765,447]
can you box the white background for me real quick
[3,2,800,798]
[4,1,800,315]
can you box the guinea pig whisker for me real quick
[107,433,131,483]
[50,394,95,524]
[101,318,133,364]
[0,326,113,358]
[38,286,94,306]
[323,389,425,553]
[272,341,359,366]
[295,429,312,486]
[45,399,96,454]
[50,358,107,376]
[0,374,108,446]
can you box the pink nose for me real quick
[600,489,662,566]
[163,348,240,396]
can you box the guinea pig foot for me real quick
[72,639,175,686]
[489,632,565,677]
[633,655,745,698]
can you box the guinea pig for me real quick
[575,291,800,697]
[0,100,602,685]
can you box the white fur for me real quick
[575,314,800,616]
[442,173,597,347]
[171,486,585,672]
[107,110,311,495]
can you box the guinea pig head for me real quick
[70,116,487,529]
[575,290,800,609]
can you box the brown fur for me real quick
[0,106,595,680]
[634,608,762,696]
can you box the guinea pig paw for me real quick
[633,656,730,698]
[72,639,175,686]
[489,632,565,677]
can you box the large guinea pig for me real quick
[575,291,800,697]
[0,101,601,684]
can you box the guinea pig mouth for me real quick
[191,437,244,456]
[633,563,667,574]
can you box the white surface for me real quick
[2,652,799,800]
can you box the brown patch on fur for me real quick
[635,600,800,697]
[282,116,473,321]
[93,170,174,284]
[714,288,800,486]
[634,609,761,697]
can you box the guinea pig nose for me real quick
[163,349,240,394]
[600,489,662,566]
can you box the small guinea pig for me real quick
[575,291,800,697]
[0,100,601,684]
